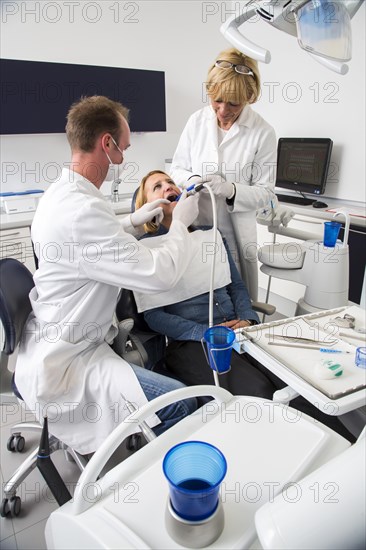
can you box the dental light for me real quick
[220,0,363,74]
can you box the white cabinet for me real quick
[0,226,36,273]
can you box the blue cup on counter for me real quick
[202,326,235,374]
[163,441,227,522]
[323,221,341,247]
[355,347,366,369]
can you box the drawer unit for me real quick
[0,226,36,273]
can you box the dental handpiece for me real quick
[175,181,205,201]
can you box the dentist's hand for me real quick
[203,175,235,199]
[172,190,199,227]
[182,175,203,189]
[128,198,170,228]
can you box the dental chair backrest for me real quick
[116,288,151,334]
[115,288,166,371]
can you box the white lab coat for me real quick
[170,104,277,300]
[15,169,192,454]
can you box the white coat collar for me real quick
[204,104,254,147]
[59,168,105,200]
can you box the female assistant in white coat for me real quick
[15,96,199,455]
[170,48,277,300]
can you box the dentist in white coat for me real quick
[15,96,199,455]
[170,48,277,300]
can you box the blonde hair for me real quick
[206,48,260,105]
[66,95,129,152]
[135,170,168,233]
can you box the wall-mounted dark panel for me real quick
[0,59,166,134]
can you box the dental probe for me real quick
[268,341,351,353]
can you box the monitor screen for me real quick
[0,59,166,134]
[275,138,333,196]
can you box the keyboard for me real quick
[275,193,314,206]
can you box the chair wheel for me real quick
[0,496,20,518]
[126,433,142,451]
[7,435,15,452]
[14,435,25,452]
[0,498,9,517]
[7,435,25,452]
[9,496,21,517]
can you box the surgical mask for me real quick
[104,136,124,182]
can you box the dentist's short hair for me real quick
[66,95,129,152]
[206,48,260,106]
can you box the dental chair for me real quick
[115,288,166,371]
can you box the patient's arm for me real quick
[144,308,208,342]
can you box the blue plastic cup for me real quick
[323,221,341,247]
[163,441,227,522]
[355,347,366,369]
[202,326,235,374]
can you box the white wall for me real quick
[232,0,366,203]
[0,0,229,195]
[1,1,365,203]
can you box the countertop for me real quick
[0,192,365,230]
[0,195,132,230]
[275,195,366,228]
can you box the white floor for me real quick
[0,403,81,550]
[0,400,143,550]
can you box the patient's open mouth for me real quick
[167,193,178,202]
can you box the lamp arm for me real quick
[220,11,271,63]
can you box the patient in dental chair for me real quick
[131,170,356,442]
[133,170,277,398]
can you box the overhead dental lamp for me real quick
[220,0,363,74]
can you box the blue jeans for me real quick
[131,365,197,435]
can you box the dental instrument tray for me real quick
[45,386,350,550]
[234,306,366,400]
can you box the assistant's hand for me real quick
[172,190,199,227]
[129,198,170,228]
[203,175,235,199]
[218,319,252,330]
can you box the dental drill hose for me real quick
[203,183,220,388]
[176,180,220,386]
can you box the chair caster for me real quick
[7,434,26,453]
[0,496,21,518]
[126,433,142,451]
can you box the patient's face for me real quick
[144,173,180,215]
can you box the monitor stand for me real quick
[275,193,314,206]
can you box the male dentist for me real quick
[15,96,199,455]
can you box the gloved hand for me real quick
[172,190,199,227]
[183,175,203,189]
[256,204,294,228]
[125,198,170,228]
[203,174,235,199]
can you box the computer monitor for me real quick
[275,138,333,196]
